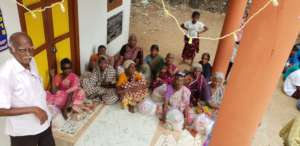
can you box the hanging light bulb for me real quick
[59,3,65,13]
[270,0,279,7]
[164,10,170,17]
[233,32,238,42]
[31,12,37,19]
[188,36,193,44]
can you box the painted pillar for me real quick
[209,0,300,146]
[212,0,248,74]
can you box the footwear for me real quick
[128,105,135,113]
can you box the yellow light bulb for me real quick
[233,32,238,42]
[188,37,193,44]
[60,3,65,12]
[31,12,37,19]
[270,0,279,7]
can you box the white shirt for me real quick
[0,57,51,136]
[184,20,205,38]
[283,69,300,96]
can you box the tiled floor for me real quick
[75,105,159,146]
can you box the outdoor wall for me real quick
[0,0,131,72]
[78,0,131,71]
[0,1,21,65]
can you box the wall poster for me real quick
[0,8,8,52]
[107,12,123,44]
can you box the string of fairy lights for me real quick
[13,0,279,42]
[14,0,65,18]
[161,0,279,42]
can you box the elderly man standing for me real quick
[0,32,55,146]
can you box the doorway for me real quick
[17,0,80,88]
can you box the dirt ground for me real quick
[130,2,300,146]
[130,2,225,70]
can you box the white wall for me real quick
[0,1,21,37]
[0,1,21,65]
[78,0,131,72]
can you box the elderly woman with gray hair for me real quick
[208,72,225,109]
[186,63,211,106]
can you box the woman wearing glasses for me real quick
[199,53,212,81]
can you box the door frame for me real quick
[16,0,81,74]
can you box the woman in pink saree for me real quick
[47,58,86,112]
[152,72,191,123]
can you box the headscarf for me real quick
[192,63,203,72]
[213,72,225,83]
[123,60,136,70]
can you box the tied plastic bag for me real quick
[165,109,184,131]
[192,114,214,137]
[48,105,66,129]
[138,98,157,115]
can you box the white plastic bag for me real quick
[138,98,157,115]
[165,108,184,131]
[192,114,214,136]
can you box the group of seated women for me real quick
[45,34,225,131]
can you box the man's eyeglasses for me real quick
[17,48,33,54]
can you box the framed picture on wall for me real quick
[107,12,123,44]
[108,0,123,12]
[0,9,8,52]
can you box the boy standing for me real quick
[181,11,208,64]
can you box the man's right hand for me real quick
[32,107,48,125]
